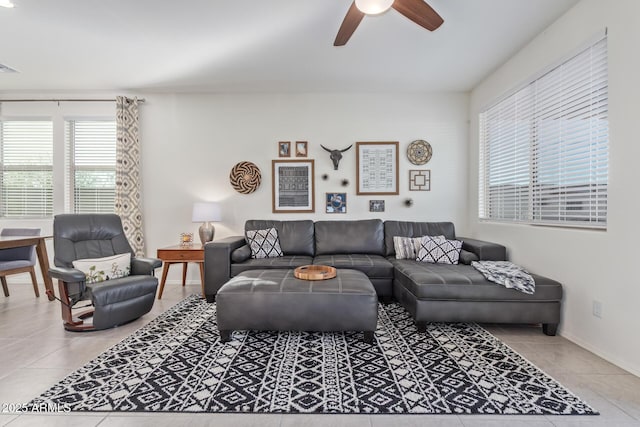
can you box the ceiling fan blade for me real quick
[334,1,365,46]
[392,0,443,31]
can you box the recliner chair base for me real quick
[63,308,96,332]
[56,281,98,331]
[56,278,157,332]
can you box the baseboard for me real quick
[561,330,640,378]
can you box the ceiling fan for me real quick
[334,0,443,46]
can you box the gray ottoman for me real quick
[216,269,378,343]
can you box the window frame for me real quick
[478,35,608,230]
[0,118,54,219]
[65,118,117,215]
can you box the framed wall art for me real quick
[369,200,385,212]
[356,141,399,195]
[278,141,291,157]
[272,159,315,213]
[409,169,431,191]
[326,192,347,214]
[295,141,308,157]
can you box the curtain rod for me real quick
[0,98,145,103]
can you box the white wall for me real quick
[141,92,469,282]
[468,0,640,376]
[1,92,470,285]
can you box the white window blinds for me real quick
[66,120,116,214]
[0,120,53,218]
[479,36,608,228]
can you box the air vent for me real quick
[0,63,18,73]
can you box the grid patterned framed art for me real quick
[272,159,315,213]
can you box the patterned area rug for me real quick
[30,295,597,415]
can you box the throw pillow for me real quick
[393,236,422,259]
[417,236,463,265]
[393,235,445,260]
[246,227,284,259]
[72,253,131,284]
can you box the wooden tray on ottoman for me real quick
[294,265,336,281]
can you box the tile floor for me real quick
[1,282,639,427]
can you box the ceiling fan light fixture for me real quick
[355,0,394,15]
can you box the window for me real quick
[66,120,116,213]
[0,120,53,218]
[479,36,608,228]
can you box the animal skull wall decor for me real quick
[320,144,353,170]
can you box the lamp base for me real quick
[199,222,215,245]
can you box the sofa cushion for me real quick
[384,221,456,257]
[313,254,394,279]
[390,259,562,302]
[230,256,313,277]
[245,220,314,256]
[315,219,384,255]
[246,228,283,259]
[416,236,462,265]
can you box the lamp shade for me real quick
[355,0,393,15]
[192,202,221,223]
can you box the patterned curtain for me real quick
[115,96,145,256]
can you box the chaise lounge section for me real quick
[384,221,562,336]
[205,219,563,335]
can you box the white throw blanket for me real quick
[471,261,535,294]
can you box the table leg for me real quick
[35,238,55,301]
[181,262,188,286]
[199,262,205,298]
[158,262,171,300]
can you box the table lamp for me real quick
[192,202,221,245]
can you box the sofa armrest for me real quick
[458,237,507,261]
[204,236,246,302]
[131,257,162,276]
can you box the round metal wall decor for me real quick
[229,161,261,194]
[407,140,433,165]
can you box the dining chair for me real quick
[0,228,41,297]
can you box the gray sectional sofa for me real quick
[204,219,563,335]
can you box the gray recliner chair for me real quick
[48,214,161,331]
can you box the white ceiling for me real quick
[0,0,579,94]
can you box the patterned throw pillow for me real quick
[246,227,284,259]
[417,236,463,265]
[393,235,445,259]
[393,236,422,259]
[72,253,131,284]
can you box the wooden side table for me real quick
[156,244,204,299]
